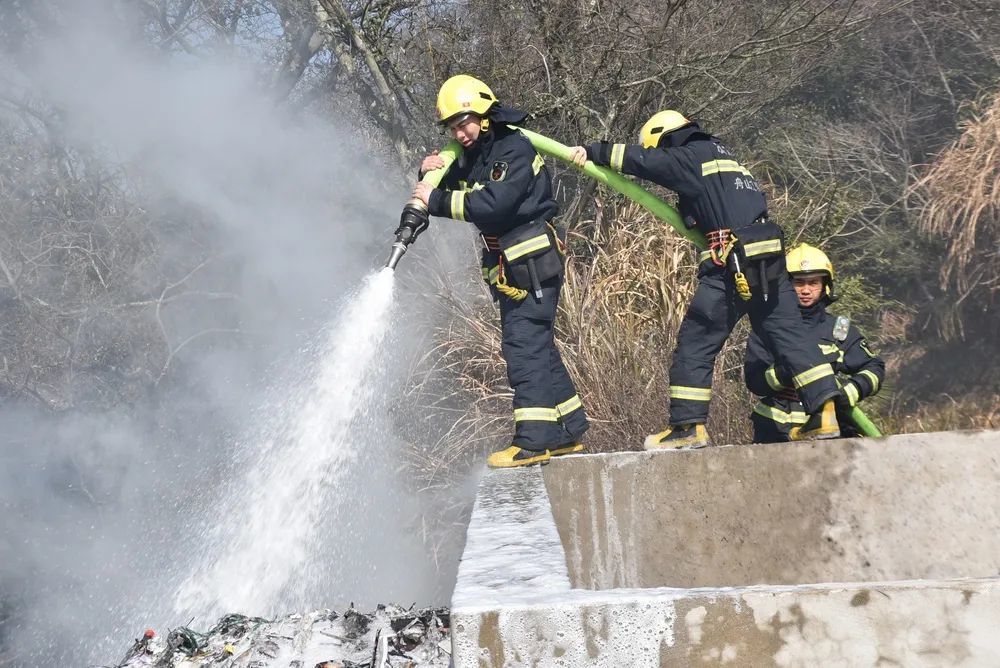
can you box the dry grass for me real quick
[911,92,1000,338]
[402,203,754,488]
[882,393,1000,434]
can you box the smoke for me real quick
[0,2,461,665]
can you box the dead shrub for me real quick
[911,93,1000,339]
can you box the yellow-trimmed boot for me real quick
[789,399,841,441]
[643,424,709,450]
[487,445,551,468]
[548,443,585,458]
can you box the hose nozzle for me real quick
[385,241,407,270]
[385,199,430,270]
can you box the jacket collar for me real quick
[660,121,714,148]
[798,301,828,322]
[468,105,526,157]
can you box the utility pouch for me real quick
[498,221,563,290]
[732,221,786,291]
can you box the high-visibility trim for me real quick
[532,153,545,175]
[698,250,713,264]
[859,369,881,393]
[610,144,627,172]
[513,407,559,422]
[450,191,466,221]
[753,401,808,425]
[792,364,835,389]
[818,343,845,364]
[701,159,753,177]
[843,382,860,406]
[484,265,500,285]
[556,394,583,416]
[669,385,712,401]
[504,234,550,261]
[743,239,783,257]
[765,366,788,391]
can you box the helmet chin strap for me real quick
[480,117,490,132]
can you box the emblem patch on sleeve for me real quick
[490,161,508,181]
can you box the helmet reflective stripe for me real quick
[639,110,691,149]
[436,75,497,125]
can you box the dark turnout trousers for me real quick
[669,267,839,425]
[498,276,589,451]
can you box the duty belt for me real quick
[697,215,770,265]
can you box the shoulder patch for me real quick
[859,339,877,358]
[832,315,851,342]
[491,161,508,182]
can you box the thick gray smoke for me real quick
[0,3,459,665]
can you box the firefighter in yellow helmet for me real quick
[744,244,885,442]
[568,111,843,448]
[408,75,588,468]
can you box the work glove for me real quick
[834,380,861,413]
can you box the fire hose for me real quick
[385,130,882,438]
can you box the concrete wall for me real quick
[454,579,1000,667]
[451,431,1000,667]
[545,431,1000,590]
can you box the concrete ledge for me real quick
[450,431,1000,666]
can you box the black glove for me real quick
[834,381,859,413]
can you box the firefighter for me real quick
[569,111,841,448]
[745,244,885,442]
[409,74,588,468]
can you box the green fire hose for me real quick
[512,127,708,248]
[385,141,464,270]
[403,129,883,438]
[419,140,463,188]
[516,128,882,439]
[846,404,882,438]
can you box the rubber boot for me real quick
[548,443,585,458]
[487,443,586,468]
[789,399,841,441]
[643,424,710,450]
[487,445,550,468]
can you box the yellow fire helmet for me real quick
[787,243,837,300]
[639,110,691,149]
[436,75,498,125]
[786,243,834,280]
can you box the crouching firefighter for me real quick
[570,111,842,448]
[745,244,885,442]
[407,74,589,468]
